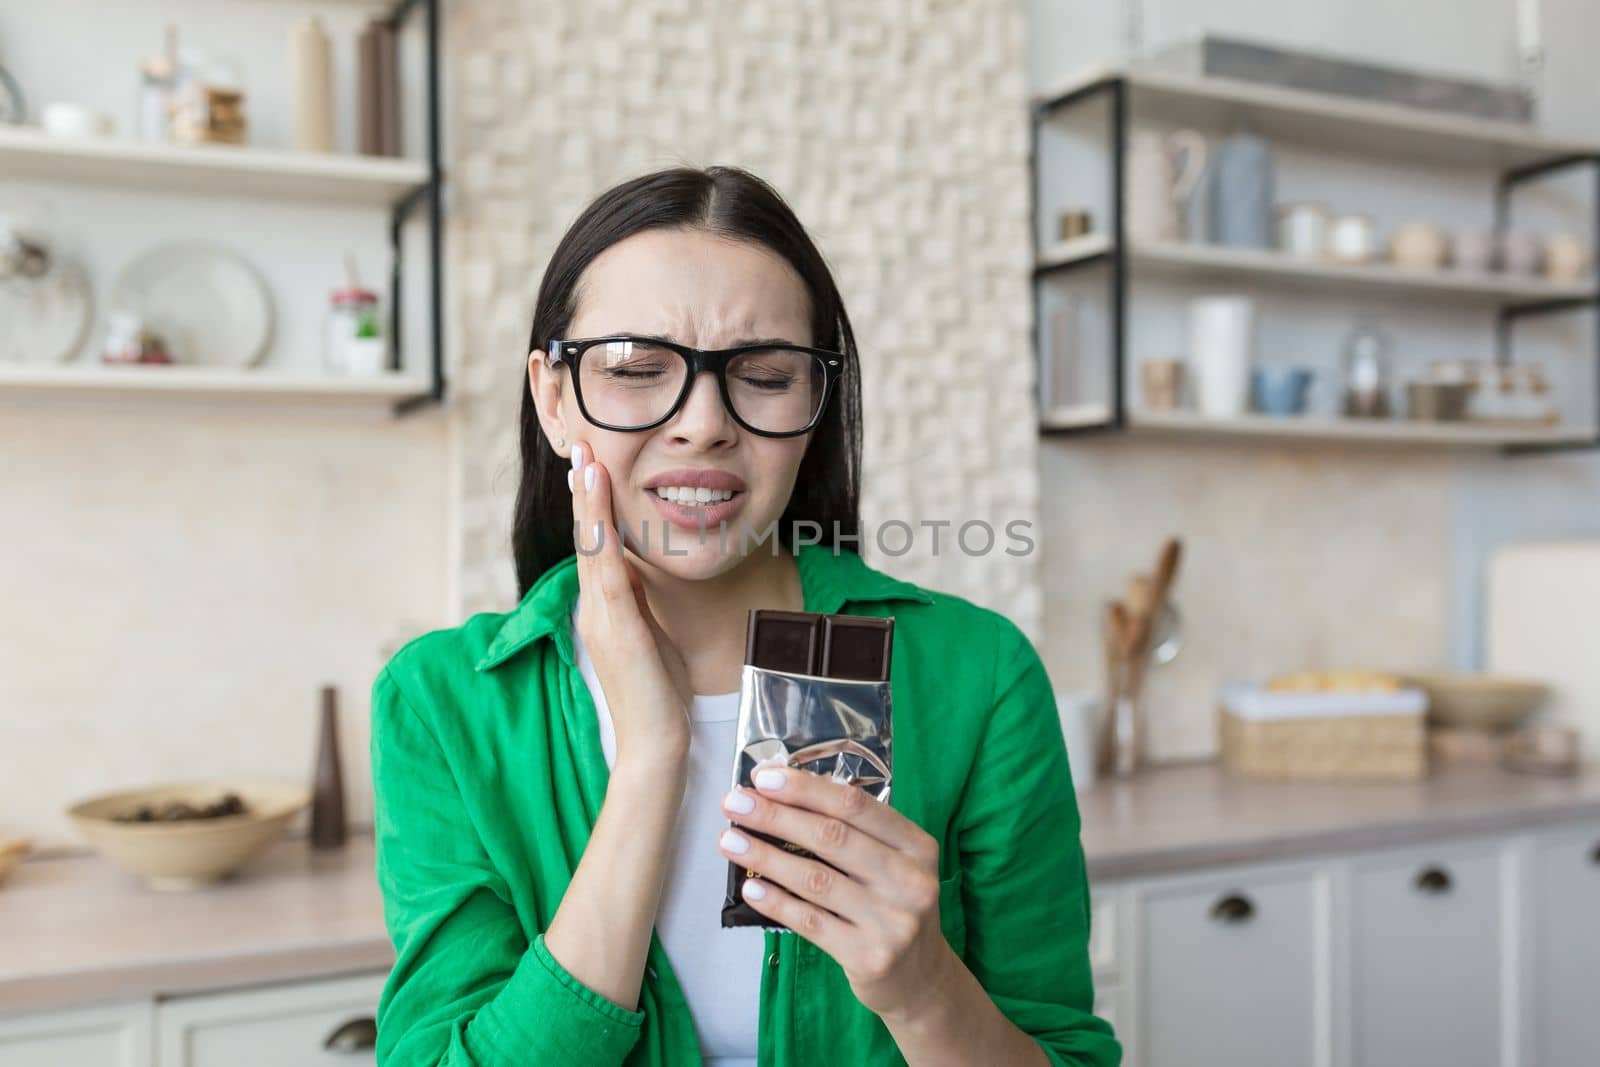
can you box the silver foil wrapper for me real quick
[721,664,893,928]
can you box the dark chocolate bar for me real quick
[821,615,893,681]
[742,609,823,674]
[722,608,895,929]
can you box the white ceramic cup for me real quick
[1056,691,1101,792]
[1327,213,1377,264]
[1188,296,1255,418]
[1274,202,1329,259]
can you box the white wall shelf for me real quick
[1124,410,1594,449]
[1037,238,1597,306]
[0,125,427,205]
[0,363,431,403]
[1037,67,1600,169]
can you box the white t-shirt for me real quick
[571,604,764,1067]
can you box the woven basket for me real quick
[1219,706,1428,781]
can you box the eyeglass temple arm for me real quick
[546,340,563,367]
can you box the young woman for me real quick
[371,166,1118,1066]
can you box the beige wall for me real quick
[0,402,452,845]
[1040,437,1453,760]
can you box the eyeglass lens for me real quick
[577,339,826,434]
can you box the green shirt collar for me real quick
[475,542,933,673]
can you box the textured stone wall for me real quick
[447,0,1042,636]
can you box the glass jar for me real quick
[1341,321,1392,418]
[323,288,386,375]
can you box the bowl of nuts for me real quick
[67,781,309,891]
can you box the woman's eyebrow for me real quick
[632,332,803,348]
[731,336,801,347]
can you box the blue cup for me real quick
[1251,366,1314,416]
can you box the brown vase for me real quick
[311,685,347,850]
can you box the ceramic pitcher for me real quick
[1126,129,1207,244]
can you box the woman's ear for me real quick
[528,348,570,459]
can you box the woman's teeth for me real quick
[653,486,735,505]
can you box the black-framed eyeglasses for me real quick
[546,334,845,438]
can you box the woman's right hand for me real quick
[569,443,694,770]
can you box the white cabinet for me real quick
[155,972,386,1067]
[0,973,385,1067]
[1132,866,1328,1067]
[1350,842,1508,1067]
[0,1001,152,1067]
[1529,822,1600,1067]
[1105,820,1599,1067]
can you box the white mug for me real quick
[1055,691,1101,791]
[1188,296,1255,418]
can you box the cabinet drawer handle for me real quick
[324,1015,378,1053]
[1210,893,1255,923]
[1415,866,1453,894]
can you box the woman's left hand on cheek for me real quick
[718,766,955,1022]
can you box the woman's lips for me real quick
[645,488,747,535]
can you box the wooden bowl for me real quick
[0,837,31,887]
[67,781,309,891]
[1408,673,1549,732]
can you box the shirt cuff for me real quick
[468,931,646,1063]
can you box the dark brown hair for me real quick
[513,166,863,598]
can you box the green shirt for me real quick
[371,543,1120,1066]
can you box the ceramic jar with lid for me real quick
[1341,321,1392,417]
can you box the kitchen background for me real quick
[2,0,1599,1065]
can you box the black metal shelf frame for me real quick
[1496,153,1600,453]
[389,0,446,416]
[1030,76,1600,454]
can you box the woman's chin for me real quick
[619,518,781,581]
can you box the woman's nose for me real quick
[668,371,736,445]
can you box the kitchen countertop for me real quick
[0,835,392,1015]
[5,762,1599,1015]
[1078,761,1600,881]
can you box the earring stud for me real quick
[555,435,566,449]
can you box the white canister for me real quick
[1188,296,1255,418]
[1055,691,1101,792]
[1274,202,1329,259]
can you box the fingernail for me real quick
[584,465,596,491]
[723,790,755,815]
[743,879,767,901]
[754,769,785,791]
[572,444,586,470]
[567,470,574,492]
[720,829,749,854]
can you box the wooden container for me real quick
[1219,684,1428,781]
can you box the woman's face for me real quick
[530,227,817,581]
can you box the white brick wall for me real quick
[448,0,1042,637]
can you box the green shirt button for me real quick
[766,951,780,969]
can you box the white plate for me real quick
[110,244,273,368]
[0,259,92,364]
